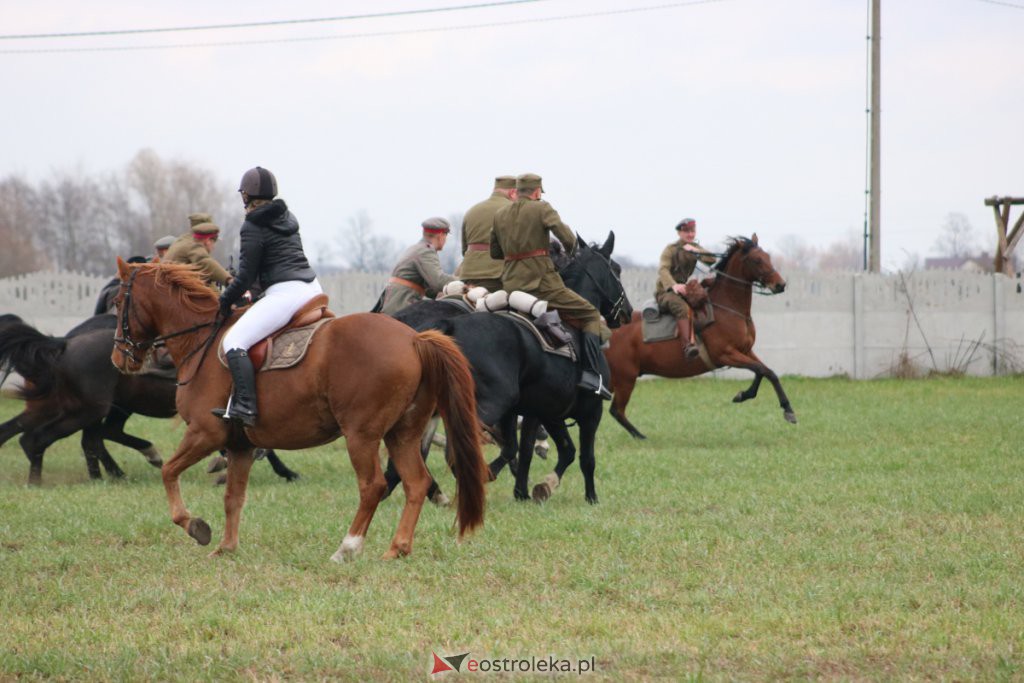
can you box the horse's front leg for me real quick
[211,447,255,556]
[733,373,764,403]
[531,420,576,503]
[162,427,223,546]
[720,349,797,424]
[487,413,519,481]
[513,415,540,501]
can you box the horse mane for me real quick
[139,262,219,314]
[713,236,754,272]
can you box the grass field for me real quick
[0,376,1022,681]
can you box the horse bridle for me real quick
[113,267,222,383]
[577,249,629,324]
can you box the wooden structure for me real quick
[987,196,1024,275]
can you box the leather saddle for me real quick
[219,294,335,371]
[495,310,576,361]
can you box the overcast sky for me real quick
[2,0,1020,270]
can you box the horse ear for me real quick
[751,233,759,246]
[575,232,586,248]
[116,256,128,279]
[599,231,615,257]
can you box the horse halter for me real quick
[113,267,220,373]
[714,247,782,296]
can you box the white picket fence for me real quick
[2,268,1022,379]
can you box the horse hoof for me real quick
[515,488,531,502]
[531,482,551,503]
[213,473,227,486]
[141,446,163,467]
[206,456,227,474]
[330,535,364,563]
[732,392,745,403]
[784,411,798,424]
[430,490,451,508]
[632,431,647,441]
[586,494,599,505]
[534,444,548,460]
[208,545,235,558]
[187,518,212,546]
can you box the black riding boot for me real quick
[577,331,612,400]
[211,349,258,427]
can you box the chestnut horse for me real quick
[605,235,795,440]
[111,259,486,561]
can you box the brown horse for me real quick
[605,235,795,439]
[111,259,486,561]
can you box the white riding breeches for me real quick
[221,278,324,353]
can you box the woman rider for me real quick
[213,166,322,426]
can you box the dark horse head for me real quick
[714,233,786,294]
[557,232,634,328]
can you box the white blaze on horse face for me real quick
[330,534,364,563]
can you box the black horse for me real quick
[393,232,632,504]
[0,314,300,485]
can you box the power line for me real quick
[0,0,553,40]
[973,0,1024,9]
[0,0,729,55]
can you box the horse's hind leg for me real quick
[331,434,389,563]
[513,415,540,501]
[211,448,255,556]
[82,423,125,479]
[380,426,432,560]
[100,409,162,467]
[0,413,25,448]
[487,413,519,481]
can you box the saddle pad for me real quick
[641,313,679,343]
[436,296,475,314]
[494,311,576,361]
[218,317,334,372]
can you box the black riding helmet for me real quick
[238,166,278,200]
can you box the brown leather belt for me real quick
[388,276,425,296]
[506,248,548,261]
[467,243,490,252]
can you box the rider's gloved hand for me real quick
[218,295,233,318]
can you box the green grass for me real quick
[0,376,1022,681]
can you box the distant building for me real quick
[924,252,1000,273]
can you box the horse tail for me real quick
[0,322,66,400]
[413,330,486,538]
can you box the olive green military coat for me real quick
[455,191,512,286]
[490,198,604,337]
[379,238,456,316]
[164,234,231,288]
[655,239,716,319]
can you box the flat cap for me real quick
[516,173,544,193]
[494,175,517,190]
[421,217,451,234]
[675,218,696,231]
[153,235,176,250]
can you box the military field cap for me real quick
[494,175,516,190]
[675,217,697,231]
[516,173,543,193]
[421,217,451,234]
[190,214,220,237]
[188,212,213,228]
[153,235,176,250]
[238,166,278,199]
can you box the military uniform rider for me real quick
[655,217,716,359]
[164,213,233,290]
[214,166,322,427]
[455,175,517,292]
[153,234,176,261]
[490,173,611,399]
[378,218,458,316]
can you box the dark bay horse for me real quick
[0,314,299,485]
[604,234,795,440]
[406,234,632,504]
[112,259,486,560]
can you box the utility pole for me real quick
[868,0,881,272]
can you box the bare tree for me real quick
[817,232,862,272]
[771,235,820,272]
[931,212,979,258]
[0,176,45,276]
[338,210,398,272]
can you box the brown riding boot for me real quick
[679,318,700,359]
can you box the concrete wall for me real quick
[2,269,1022,379]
